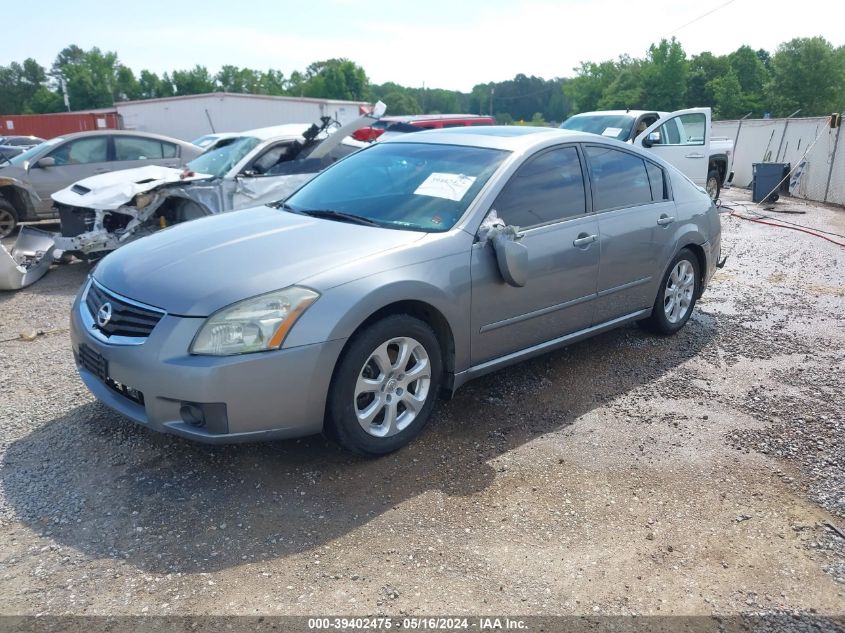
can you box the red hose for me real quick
[729,211,845,248]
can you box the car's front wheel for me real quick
[642,248,701,335]
[0,198,18,239]
[326,315,443,456]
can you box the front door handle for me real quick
[573,233,598,247]
[657,215,675,226]
[684,152,705,159]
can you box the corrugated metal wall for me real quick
[714,116,844,205]
[1,111,120,139]
[116,94,370,141]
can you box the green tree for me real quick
[686,52,729,108]
[728,45,768,114]
[597,56,645,109]
[52,46,129,109]
[768,37,845,116]
[138,70,173,99]
[171,65,216,95]
[642,38,688,111]
[383,91,421,115]
[709,70,744,119]
[301,59,368,101]
[564,60,619,113]
[24,86,65,113]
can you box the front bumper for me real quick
[70,285,345,444]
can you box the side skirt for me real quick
[451,308,651,392]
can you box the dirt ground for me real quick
[0,189,843,618]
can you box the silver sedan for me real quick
[70,126,721,455]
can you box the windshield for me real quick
[186,136,260,178]
[560,114,635,141]
[8,137,64,167]
[283,142,508,232]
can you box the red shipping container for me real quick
[0,110,121,139]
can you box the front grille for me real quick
[85,282,164,339]
[78,343,108,380]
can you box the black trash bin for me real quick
[752,162,790,203]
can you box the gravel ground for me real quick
[0,192,843,618]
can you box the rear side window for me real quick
[115,136,167,161]
[645,162,668,201]
[494,146,587,228]
[585,146,652,211]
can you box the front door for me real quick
[635,108,711,187]
[26,136,111,214]
[470,145,600,366]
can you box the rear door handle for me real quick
[573,233,598,247]
[684,153,705,159]
[657,215,675,226]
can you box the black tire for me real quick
[706,169,721,202]
[0,198,18,239]
[641,248,701,335]
[326,315,443,456]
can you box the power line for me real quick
[667,0,737,37]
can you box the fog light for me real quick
[180,403,206,427]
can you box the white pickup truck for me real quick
[560,108,733,200]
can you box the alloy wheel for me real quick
[354,336,431,438]
[663,259,695,324]
[0,208,15,239]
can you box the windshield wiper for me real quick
[298,208,382,227]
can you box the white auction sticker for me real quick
[414,173,477,201]
[602,127,623,137]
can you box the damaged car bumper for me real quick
[70,278,345,443]
[0,226,56,290]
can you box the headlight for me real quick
[190,286,319,356]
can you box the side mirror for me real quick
[36,156,56,168]
[642,131,660,148]
[491,229,528,288]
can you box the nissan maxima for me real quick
[70,126,721,456]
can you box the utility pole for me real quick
[489,86,494,117]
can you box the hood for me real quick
[93,205,426,316]
[52,165,211,210]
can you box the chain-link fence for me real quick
[713,115,843,205]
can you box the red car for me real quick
[352,114,495,142]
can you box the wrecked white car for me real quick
[0,103,385,290]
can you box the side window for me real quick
[645,161,668,201]
[114,136,165,161]
[48,137,108,165]
[585,146,652,211]
[654,113,705,146]
[252,142,296,176]
[162,142,178,158]
[494,146,586,228]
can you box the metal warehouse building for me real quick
[114,93,373,141]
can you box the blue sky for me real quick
[4,0,845,91]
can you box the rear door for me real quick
[634,108,711,186]
[470,145,600,365]
[584,144,677,323]
[112,135,182,171]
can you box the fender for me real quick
[0,177,40,219]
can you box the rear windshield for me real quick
[560,114,636,141]
[283,142,509,232]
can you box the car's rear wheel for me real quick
[706,169,721,202]
[326,315,442,456]
[642,248,701,335]
[0,199,18,239]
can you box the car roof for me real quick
[380,126,602,151]
[568,110,667,118]
[241,124,312,141]
[55,129,194,145]
[381,114,493,122]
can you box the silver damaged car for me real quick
[70,126,722,456]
